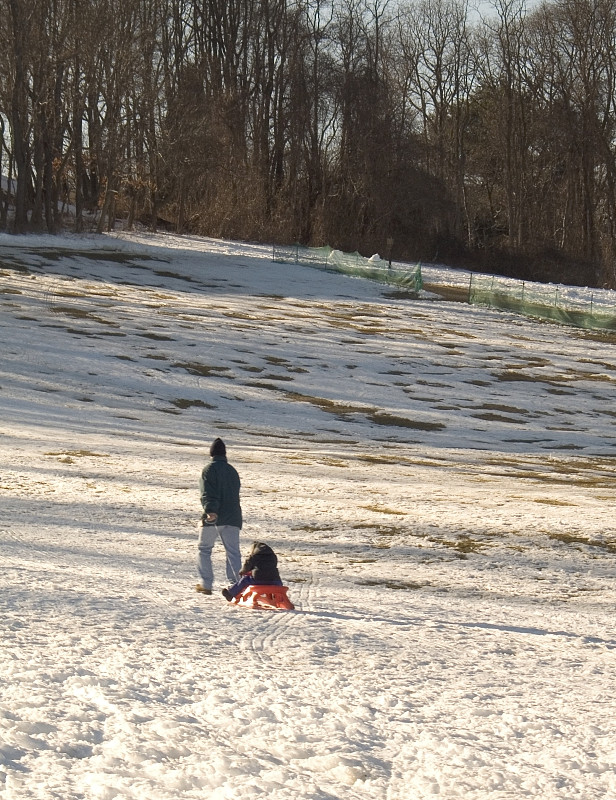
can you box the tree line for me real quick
[1,0,616,288]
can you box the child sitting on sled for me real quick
[222,541,283,601]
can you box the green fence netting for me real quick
[272,244,423,293]
[469,273,616,331]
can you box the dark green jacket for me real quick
[200,456,243,528]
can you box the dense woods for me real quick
[1,0,616,287]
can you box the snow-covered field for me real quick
[1,231,615,800]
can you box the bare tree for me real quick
[7,0,32,232]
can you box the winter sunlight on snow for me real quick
[0,231,615,799]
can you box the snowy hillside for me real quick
[1,231,615,800]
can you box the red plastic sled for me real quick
[231,584,295,611]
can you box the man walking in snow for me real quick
[196,438,242,595]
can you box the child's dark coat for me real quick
[240,541,281,584]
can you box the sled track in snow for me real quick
[244,611,296,663]
[239,571,319,664]
[241,595,301,663]
[0,526,26,544]
[291,569,320,613]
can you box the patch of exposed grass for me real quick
[49,306,120,326]
[533,498,576,506]
[48,290,91,299]
[264,356,290,365]
[429,534,486,556]
[472,412,526,424]
[293,525,337,533]
[579,329,616,344]
[137,332,175,341]
[357,453,445,468]
[45,450,108,458]
[498,366,615,385]
[360,505,407,515]
[284,392,362,415]
[261,373,295,382]
[282,390,446,431]
[0,257,31,273]
[483,454,616,488]
[246,381,284,391]
[549,532,616,554]
[551,370,616,383]
[318,457,349,467]
[222,311,258,320]
[351,524,405,536]
[170,398,217,409]
[262,356,310,374]
[360,579,424,590]
[174,361,232,377]
[495,370,552,383]
[446,329,477,340]
[416,379,452,387]
[479,403,530,414]
[154,270,195,282]
[368,411,445,430]
[67,327,126,337]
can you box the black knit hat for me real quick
[210,437,226,457]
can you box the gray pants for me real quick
[197,524,242,590]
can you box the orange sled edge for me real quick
[231,585,295,610]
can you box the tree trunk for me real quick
[9,0,30,232]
